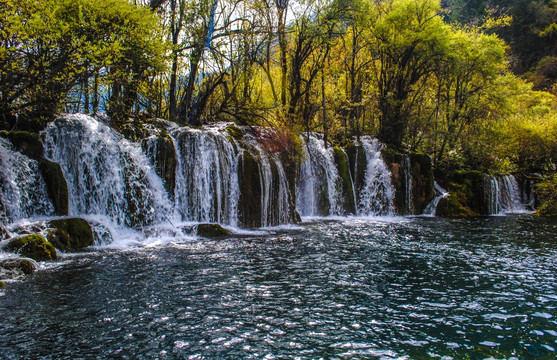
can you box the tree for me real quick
[0,0,165,130]
[367,0,452,147]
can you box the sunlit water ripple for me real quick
[1,216,557,359]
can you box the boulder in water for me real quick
[196,223,231,237]
[0,258,36,276]
[47,218,94,251]
[4,234,57,261]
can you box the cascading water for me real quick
[296,133,344,216]
[357,136,395,216]
[423,181,449,216]
[172,127,240,226]
[0,138,54,224]
[41,114,173,229]
[243,135,292,227]
[484,174,529,215]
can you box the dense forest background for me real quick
[1,0,557,207]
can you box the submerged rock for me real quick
[47,218,94,251]
[4,234,57,261]
[0,258,36,276]
[196,223,231,237]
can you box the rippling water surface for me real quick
[1,216,557,359]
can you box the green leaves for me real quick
[0,0,166,128]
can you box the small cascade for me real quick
[423,182,449,216]
[296,133,344,216]
[243,136,292,227]
[0,138,54,224]
[41,114,173,229]
[484,174,529,215]
[172,127,240,225]
[357,136,395,216]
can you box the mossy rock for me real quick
[238,150,262,228]
[333,146,356,214]
[47,218,94,251]
[1,131,44,160]
[196,223,231,237]
[5,234,56,261]
[225,124,244,142]
[0,258,36,275]
[436,192,479,217]
[39,159,69,215]
[0,281,5,287]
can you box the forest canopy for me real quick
[0,0,556,175]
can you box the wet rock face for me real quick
[0,130,69,216]
[381,148,434,215]
[142,133,176,198]
[39,159,69,216]
[436,170,485,217]
[333,146,356,215]
[238,150,262,228]
[47,218,94,251]
[4,234,57,261]
[409,152,434,214]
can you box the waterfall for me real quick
[357,137,395,216]
[243,136,292,227]
[172,127,240,226]
[41,114,173,228]
[296,133,344,216]
[0,138,54,224]
[484,174,529,215]
[423,181,449,216]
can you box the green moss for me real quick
[0,281,5,287]
[47,218,94,251]
[535,174,557,216]
[5,234,56,261]
[436,170,486,217]
[1,131,44,160]
[196,223,231,237]
[225,125,244,142]
[0,258,36,275]
[436,192,479,217]
[333,146,356,214]
[39,159,69,215]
